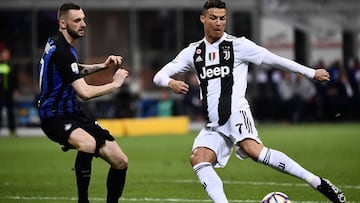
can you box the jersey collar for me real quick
[204,32,228,46]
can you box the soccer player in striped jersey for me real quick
[153,0,345,202]
[38,3,128,203]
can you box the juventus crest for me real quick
[222,45,231,60]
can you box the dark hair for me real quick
[57,2,81,20]
[202,0,226,14]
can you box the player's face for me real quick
[201,8,226,43]
[64,9,86,40]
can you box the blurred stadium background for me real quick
[1,0,360,136]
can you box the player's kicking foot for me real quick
[317,178,346,203]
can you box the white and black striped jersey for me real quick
[153,32,315,126]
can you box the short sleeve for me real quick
[54,46,81,84]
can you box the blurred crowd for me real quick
[250,59,360,123]
[0,46,17,135]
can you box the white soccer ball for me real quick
[261,191,292,203]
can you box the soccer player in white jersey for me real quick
[153,0,346,202]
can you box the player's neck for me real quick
[205,34,224,44]
[60,30,75,45]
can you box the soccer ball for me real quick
[261,192,292,203]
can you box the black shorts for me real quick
[41,114,115,154]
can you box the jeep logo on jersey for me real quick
[199,65,230,80]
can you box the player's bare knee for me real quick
[190,149,205,166]
[111,155,128,170]
[190,153,199,166]
[238,139,263,161]
[69,129,97,153]
[244,147,259,160]
[190,148,216,166]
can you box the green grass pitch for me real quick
[0,122,359,202]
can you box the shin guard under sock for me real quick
[257,147,320,188]
[193,162,228,203]
[106,167,127,203]
[75,151,93,203]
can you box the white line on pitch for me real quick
[4,196,358,203]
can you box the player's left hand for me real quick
[104,55,123,68]
[314,69,330,82]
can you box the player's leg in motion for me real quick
[75,151,94,203]
[100,141,128,203]
[106,167,127,203]
[69,129,97,203]
[239,139,345,203]
[191,148,229,203]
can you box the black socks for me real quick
[74,151,127,203]
[106,167,127,203]
[75,151,93,203]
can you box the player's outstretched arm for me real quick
[262,51,316,79]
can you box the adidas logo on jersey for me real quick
[195,55,203,62]
[199,65,230,80]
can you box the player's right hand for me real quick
[168,79,189,94]
[113,68,129,87]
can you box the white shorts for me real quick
[192,108,262,168]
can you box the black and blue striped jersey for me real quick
[38,31,83,120]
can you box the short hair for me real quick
[57,2,81,20]
[202,0,226,14]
